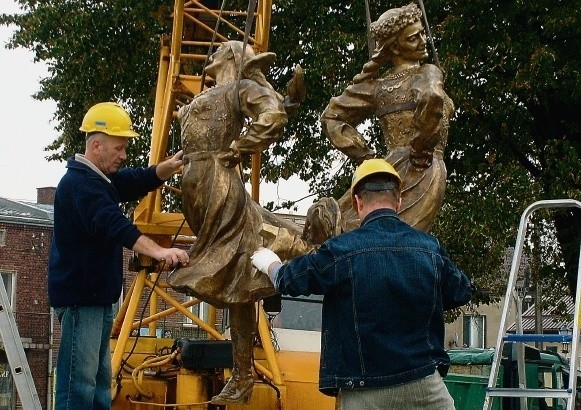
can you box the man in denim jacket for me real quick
[252,159,472,409]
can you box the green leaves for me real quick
[2,0,579,309]
[1,0,170,164]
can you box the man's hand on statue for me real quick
[251,247,282,276]
[156,150,184,180]
[157,248,190,268]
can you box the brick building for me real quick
[0,188,55,409]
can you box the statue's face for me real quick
[205,43,233,77]
[393,21,428,63]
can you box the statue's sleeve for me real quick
[409,65,449,166]
[320,82,376,162]
[230,80,288,153]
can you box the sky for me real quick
[0,1,312,214]
[0,2,64,202]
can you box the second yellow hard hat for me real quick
[351,159,402,209]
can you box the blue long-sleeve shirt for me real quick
[48,156,163,307]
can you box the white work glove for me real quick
[251,247,282,275]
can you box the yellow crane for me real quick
[110,1,334,408]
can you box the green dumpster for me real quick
[445,372,500,410]
[445,344,568,410]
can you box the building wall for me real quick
[445,298,514,350]
[0,221,52,409]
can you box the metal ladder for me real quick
[484,199,581,410]
[0,279,42,409]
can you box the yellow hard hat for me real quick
[79,102,139,137]
[351,159,402,209]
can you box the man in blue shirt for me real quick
[252,159,472,409]
[49,102,190,409]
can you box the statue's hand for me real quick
[217,148,241,168]
[409,148,433,169]
[284,64,306,116]
[409,131,437,168]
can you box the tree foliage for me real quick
[266,0,580,305]
[2,0,579,306]
[427,0,580,303]
[0,0,172,165]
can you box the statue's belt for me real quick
[376,101,417,117]
[183,150,241,168]
[387,146,445,160]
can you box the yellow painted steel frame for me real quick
[110,267,283,401]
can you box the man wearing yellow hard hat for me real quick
[252,158,472,409]
[48,102,190,409]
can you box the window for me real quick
[463,315,486,348]
[184,297,209,327]
[0,229,6,247]
[0,270,15,307]
[0,351,15,409]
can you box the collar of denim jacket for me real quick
[361,207,399,226]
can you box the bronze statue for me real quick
[321,3,454,233]
[168,2,454,404]
[168,41,288,405]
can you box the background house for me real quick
[0,188,55,409]
[445,299,511,350]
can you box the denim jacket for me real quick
[273,208,472,396]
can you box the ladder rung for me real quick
[503,334,573,343]
[486,388,572,398]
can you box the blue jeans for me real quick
[54,306,113,410]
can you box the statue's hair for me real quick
[353,43,392,84]
[221,41,278,93]
[353,3,422,84]
[370,3,422,42]
[225,41,256,69]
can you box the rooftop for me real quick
[508,294,574,333]
[0,197,54,227]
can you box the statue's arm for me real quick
[320,82,376,163]
[409,64,450,167]
[230,81,288,153]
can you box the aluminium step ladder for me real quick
[0,279,42,409]
[484,199,581,410]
